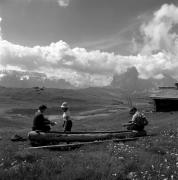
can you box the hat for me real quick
[61,102,68,109]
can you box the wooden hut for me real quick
[150,83,178,112]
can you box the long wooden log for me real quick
[48,130,132,134]
[28,131,137,143]
[27,137,138,150]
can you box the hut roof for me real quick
[150,88,178,100]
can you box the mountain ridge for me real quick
[0,70,75,89]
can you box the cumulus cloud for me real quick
[1,0,71,6]
[0,37,119,86]
[0,17,2,40]
[141,4,178,55]
[57,0,70,7]
[1,4,178,87]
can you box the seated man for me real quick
[123,107,148,132]
[32,105,56,132]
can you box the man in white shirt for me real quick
[124,107,148,131]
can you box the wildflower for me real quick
[127,172,136,179]
[11,161,17,166]
[118,156,124,160]
[112,173,117,176]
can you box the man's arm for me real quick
[122,123,132,127]
[43,116,57,126]
[122,115,136,127]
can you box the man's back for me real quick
[132,111,148,128]
[32,111,50,132]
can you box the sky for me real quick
[0,0,178,87]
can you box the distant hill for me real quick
[0,70,75,89]
[1,68,176,95]
[110,66,177,93]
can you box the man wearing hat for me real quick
[32,105,56,132]
[61,102,72,132]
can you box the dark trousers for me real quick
[32,125,51,132]
[127,124,144,131]
[63,120,72,132]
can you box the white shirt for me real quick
[62,110,71,121]
[132,111,141,122]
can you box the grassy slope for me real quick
[0,86,128,130]
[0,87,178,179]
[0,87,127,114]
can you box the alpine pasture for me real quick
[0,87,178,180]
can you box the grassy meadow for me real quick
[0,87,178,180]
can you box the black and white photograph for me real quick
[0,0,178,179]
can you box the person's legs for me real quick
[127,124,136,130]
[127,124,145,131]
[64,120,72,132]
[42,125,51,132]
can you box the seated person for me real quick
[123,107,148,131]
[32,105,56,132]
